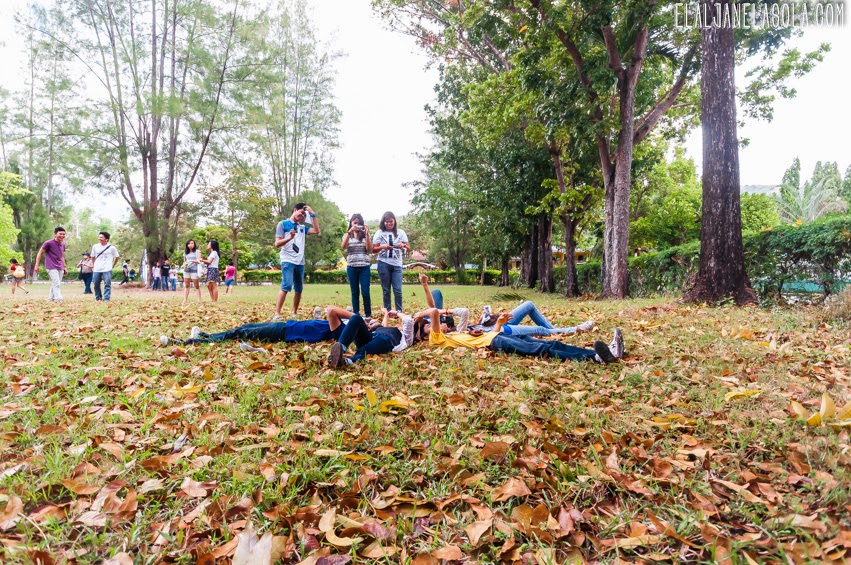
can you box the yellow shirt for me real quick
[429,329,499,349]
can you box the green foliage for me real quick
[240,268,505,286]
[778,159,847,223]
[741,193,779,233]
[0,172,25,268]
[293,190,346,273]
[560,217,851,298]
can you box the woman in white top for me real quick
[181,239,203,304]
[372,211,409,311]
[198,239,220,303]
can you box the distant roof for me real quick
[742,184,780,196]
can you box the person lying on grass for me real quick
[416,273,595,337]
[414,306,624,364]
[327,307,415,368]
[160,306,359,351]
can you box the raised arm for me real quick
[305,206,321,235]
[419,273,436,308]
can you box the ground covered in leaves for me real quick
[1,284,849,564]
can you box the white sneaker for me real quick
[610,328,624,359]
[159,335,170,346]
[577,320,595,332]
[160,335,180,346]
[239,342,268,354]
[313,306,323,320]
[189,326,201,340]
[271,315,283,322]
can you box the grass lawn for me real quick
[1,281,849,563]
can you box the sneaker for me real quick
[609,328,624,359]
[239,342,268,354]
[189,326,201,340]
[271,315,283,322]
[328,342,345,369]
[593,341,618,364]
[576,320,595,332]
[313,306,323,320]
[159,335,180,346]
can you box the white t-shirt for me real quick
[90,243,120,273]
[373,229,408,267]
[275,219,308,265]
[207,251,219,269]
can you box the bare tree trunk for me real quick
[562,215,579,297]
[537,216,554,293]
[500,256,509,287]
[521,230,538,288]
[684,0,756,305]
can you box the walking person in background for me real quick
[151,262,161,291]
[169,265,178,291]
[76,252,94,294]
[90,231,120,302]
[273,202,321,320]
[372,211,409,312]
[224,261,236,294]
[9,259,28,295]
[182,239,202,304]
[32,226,67,303]
[198,239,220,303]
[342,213,372,316]
[120,261,129,285]
[160,259,171,292]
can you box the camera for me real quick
[356,225,365,231]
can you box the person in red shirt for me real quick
[224,261,236,294]
[9,259,29,295]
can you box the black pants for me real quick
[338,315,397,363]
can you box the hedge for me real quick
[237,268,506,285]
[557,216,851,297]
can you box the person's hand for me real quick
[497,312,512,323]
[304,205,314,215]
[289,228,296,237]
[418,272,429,285]
[380,306,388,314]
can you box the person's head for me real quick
[83,252,91,260]
[413,317,452,342]
[348,213,366,240]
[228,260,233,266]
[185,239,197,254]
[164,258,169,264]
[365,318,381,331]
[54,226,66,241]
[208,240,219,254]
[9,258,18,265]
[379,212,397,235]
[291,202,308,223]
[97,231,110,244]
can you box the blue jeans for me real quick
[346,265,372,316]
[489,334,596,362]
[81,273,93,294]
[92,271,112,301]
[171,278,177,291]
[281,262,304,293]
[501,301,578,336]
[377,261,403,311]
[187,322,288,344]
[152,277,159,290]
[161,276,169,291]
[338,315,396,363]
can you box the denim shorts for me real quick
[281,262,304,292]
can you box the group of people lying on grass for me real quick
[160,274,625,366]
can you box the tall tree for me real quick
[685,0,756,305]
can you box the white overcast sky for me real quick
[0,0,849,224]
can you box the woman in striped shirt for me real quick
[342,214,373,316]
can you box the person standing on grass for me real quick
[76,252,94,294]
[120,261,129,285]
[372,211,409,312]
[224,261,236,294]
[33,226,67,302]
[151,262,161,291]
[273,202,321,320]
[90,231,120,302]
[198,239,220,303]
[182,239,202,304]
[9,259,28,295]
[169,265,178,291]
[342,213,372,317]
[160,259,171,292]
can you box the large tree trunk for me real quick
[537,216,554,292]
[500,256,509,287]
[562,215,580,297]
[684,0,756,305]
[521,230,538,288]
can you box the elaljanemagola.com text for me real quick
[674,1,845,28]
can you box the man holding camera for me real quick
[273,202,321,320]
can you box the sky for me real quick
[0,1,849,223]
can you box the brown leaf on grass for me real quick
[61,476,101,495]
[648,457,674,478]
[233,522,273,565]
[480,441,510,460]
[431,545,463,560]
[316,556,352,565]
[0,495,23,531]
[91,481,125,512]
[492,476,531,502]
[75,510,107,528]
[180,477,217,498]
[360,540,397,559]
[103,553,134,565]
[601,535,662,550]
[412,555,438,565]
[464,518,492,546]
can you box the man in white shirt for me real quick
[90,231,120,302]
[273,202,321,320]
